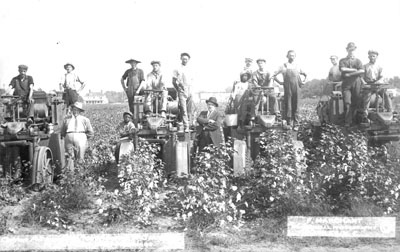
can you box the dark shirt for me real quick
[10,75,34,98]
[339,57,363,88]
[252,70,271,87]
[122,68,145,89]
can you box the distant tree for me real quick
[301,79,327,98]
[388,76,400,89]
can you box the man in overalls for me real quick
[273,50,307,131]
[121,59,145,116]
[339,42,364,127]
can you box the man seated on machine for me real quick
[7,64,35,123]
[360,50,392,123]
[144,61,168,118]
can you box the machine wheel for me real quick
[32,146,54,184]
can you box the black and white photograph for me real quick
[0,0,400,251]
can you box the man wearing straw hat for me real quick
[60,63,85,109]
[121,59,145,115]
[196,97,224,151]
[61,102,94,162]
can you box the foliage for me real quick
[22,163,105,230]
[301,79,327,98]
[236,130,320,219]
[164,142,243,230]
[99,139,165,227]
[0,176,26,207]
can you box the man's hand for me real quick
[208,119,215,124]
[28,97,34,103]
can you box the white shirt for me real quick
[61,71,84,90]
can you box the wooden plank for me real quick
[0,232,184,251]
[287,216,396,238]
[233,140,246,175]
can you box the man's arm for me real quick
[28,76,34,103]
[135,69,146,94]
[121,70,128,91]
[84,118,94,139]
[204,112,223,131]
[272,67,284,85]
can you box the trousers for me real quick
[64,133,88,161]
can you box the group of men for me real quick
[230,50,307,131]
[121,52,194,132]
[327,42,392,126]
[5,63,92,163]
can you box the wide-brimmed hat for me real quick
[256,58,266,63]
[71,102,84,111]
[64,63,75,70]
[123,111,133,118]
[206,97,218,107]
[346,42,357,51]
[18,64,28,71]
[180,52,191,59]
[245,58,253,63]
[125,59,141,64]
[150,60,161,66]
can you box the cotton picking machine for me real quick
[126,88,197,176]
[0,91,66,184]
[316,82,400,157]
[224,86,304,174]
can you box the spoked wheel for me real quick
[31,147,54,185]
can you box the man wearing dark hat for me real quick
[115,111,137,163]
[252,58,279,116]
[9,64,35,119]
[339,42,364,127]
[173,52,194,132]
[61,102,94,162]
[360,50,392,123]
[121,59,145,115]
[196,97,224,152]
[60,63,85,109]
[145,61,168,117]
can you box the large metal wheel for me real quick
[31,146,54,184]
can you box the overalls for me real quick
[282,64,301,125]
[126,70,141,115]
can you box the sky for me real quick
[0,0,399,93]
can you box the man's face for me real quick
[207,102,216,112]
[18,69,27,77]
[257,61,265,70]
[330,57,337,65]
[71,107,80,116]
[152,63,160,72]
[368,53,378,63]
[130,62,138,69]
[347,48,355,57]
[245,60,252,67]
[241,74,249,82]
[124,114,132,123]
[66,65,74,73]
[287,52,296,62]
[181,56,190,66]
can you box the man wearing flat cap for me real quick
[173,52,195,132]
[339,42,364,127]
[9,64,35,119]
[60,63,85,109]
[145,61,168,117]
[121,59,145,116]
[252,58,279,116]
[196,97,224,152]
[325,55,342,95]
[360,50,392,123]
[61,102,94,163]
